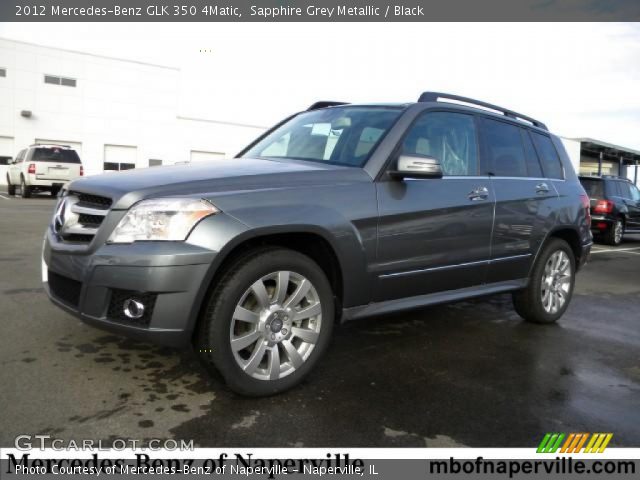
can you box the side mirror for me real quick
[389,154,443,180]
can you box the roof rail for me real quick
[307,101,349,111]
[417,92,548,130]
[30,143,72,148]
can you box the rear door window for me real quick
[481,118,528,177]
[32,147,81,164]
[531,133,563,179]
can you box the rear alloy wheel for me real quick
[513,238,575,324]
[197,248,334,396]
[20,177,31,198]
[605,219,624,246]
[6,176,16,196]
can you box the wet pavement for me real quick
[1,192,639,448]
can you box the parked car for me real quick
[7,144,83,198]
[579,175,640,245]
[43,92,592,396]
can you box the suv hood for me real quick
[68,157,370,209]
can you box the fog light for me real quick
[123,298,145,319]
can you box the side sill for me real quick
[341,279,528,323]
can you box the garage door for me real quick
[0,136,14,186]
[35,139,82,156]
[104,145,137,171]
[190,150,225,163]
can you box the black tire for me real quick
[6,177,16,196]
[196,247,334,396]
[513,238,576,324]
[20,177,31,198]
[604,218,624,246]
[51,188,59,197]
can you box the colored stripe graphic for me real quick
[538,433,613,453]
[537,433,565,453]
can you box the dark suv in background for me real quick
[579,175,640,245]
[43,92,592,396]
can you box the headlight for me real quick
[108,198,219,243]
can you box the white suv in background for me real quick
[7,144,83,198]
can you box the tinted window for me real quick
[630,184,640,202]
[16,150,26,163]
[580,178,605,199]
[482,118,527,177]
[531,132,563,179]
[244,107,401,167]
[521,130,543,177]
[606,180,620,197]
[617,181,632,199]
[32,147,81,164]
[402,111,478,176]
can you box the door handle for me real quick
[468,186,489,201]
[536,182,550,194]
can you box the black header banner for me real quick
[2,0,640,22]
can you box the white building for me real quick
[0,38,266,184]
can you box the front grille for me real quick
[55,192,113,245]
[48,270,82,307]
[77,213,104,228]
[107,289,157,327]
[74,192,113,210]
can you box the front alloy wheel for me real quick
[230,271,322,381]
[197,247,334,396]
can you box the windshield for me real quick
[243,106,402,167]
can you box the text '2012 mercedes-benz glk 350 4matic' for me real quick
[43,92,592,396]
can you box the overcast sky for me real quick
[1,22,639,150]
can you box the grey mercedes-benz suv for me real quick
[43,92,592,396]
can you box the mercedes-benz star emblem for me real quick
[53,198,67,233]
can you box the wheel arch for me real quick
[187,225,351,343]
[531,227,583,275]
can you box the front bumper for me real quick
[42,213,247,347]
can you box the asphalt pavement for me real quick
[1,191,639,448]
